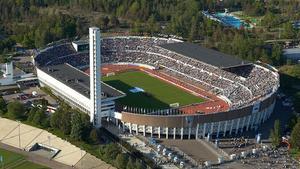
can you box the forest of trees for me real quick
[0,0,299,65]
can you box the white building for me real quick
[36,64,125,124]
[0,62,36,86]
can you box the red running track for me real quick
[85,64,230,114]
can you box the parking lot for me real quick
[2,86,57,106]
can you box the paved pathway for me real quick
[75,153,116,169]
[0,117,113,169]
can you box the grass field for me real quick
[102,71,204,109]
[0,148,48,169]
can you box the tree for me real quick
[261,12,276,28]
[188,15,200,42]
[102,143,121,163]
[22,33,35,48]
[291,122,300,149]
[7,101,25,119]
[134,160,143,169]
[110,15,120,28]
[288,116,299,131]
[34,28,51,48]
[260,50,272,64]
[50,107,72,134]
[244,1,266,16]
[128,1,140,19]
[70,111,84,141]
[41,116,50,128]
[0,38,16,54]
[283,22,296,39]
[270,119,281,147]
[32,109,47,126]
[50,110,60,128]
[131,21,144,34]
[126,158,135,169]
[98,16,110,30]
[89,128,99,144]
[35,98,48,107]
[27,107,38,122]
[115,153,128,169]
[80,112,92,140]
[293,92,300,113]
[60,110,72,134]
[146,15,159,35]
[0,97,6,114]
[271,44,282,65]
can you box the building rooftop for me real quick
[39,64,125,99]
[283,48,300,54]
[159,42,251,68]
[72,40,89,46]
[283,48,300,60]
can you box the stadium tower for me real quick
[89,27,102,127]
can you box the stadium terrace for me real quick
[34,35,280,139]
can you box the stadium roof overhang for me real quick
[39,64,125,99]
[159,42,251,68]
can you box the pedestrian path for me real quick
[0,117,113,168]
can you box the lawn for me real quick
[0,148,48,169]
[102,71,204,109]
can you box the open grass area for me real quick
[102,71,204,109]
[0,148,48,169]
[290,148,300,161]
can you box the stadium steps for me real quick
[197,139,230,160]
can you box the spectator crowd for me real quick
[35,36,279,110]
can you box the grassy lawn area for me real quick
[290,148,300,161]
[0,148,48,169]
[13,161,48,169]
[102,71,204,109]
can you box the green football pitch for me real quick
[102,71,205,109]
[0,148,48,169]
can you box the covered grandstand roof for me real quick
[39,64,125,98]
[159,42,251,68]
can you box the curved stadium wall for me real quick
[120,92,277,139]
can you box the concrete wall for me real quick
[120,93,277,139]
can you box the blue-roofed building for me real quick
[283,48,300,63]
[293,21,300,29]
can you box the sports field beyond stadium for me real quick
[0,148,48,169]
[102,71,205,109]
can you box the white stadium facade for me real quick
[34,27,280,139]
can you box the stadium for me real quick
[34,29,280,139]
